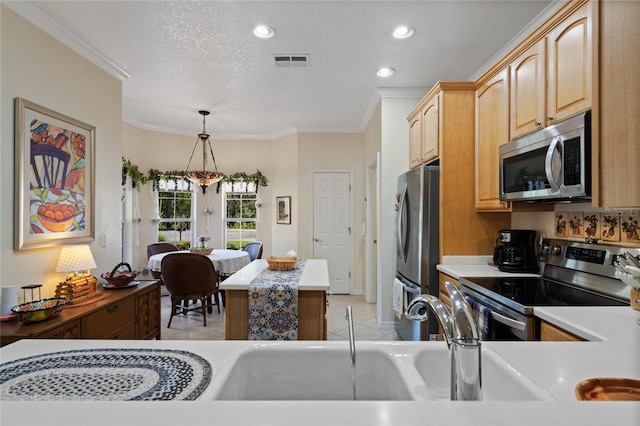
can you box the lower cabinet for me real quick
[225,289,327,340]
[540,320,585,341]
[0,280,161,347]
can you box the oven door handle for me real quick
[490,311,527,331]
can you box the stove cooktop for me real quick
[460,276,627,315]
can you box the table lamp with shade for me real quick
[54,245,99,303]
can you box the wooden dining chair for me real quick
[160,253,220,328]
[146,242,179,280]
[243,241,263,261]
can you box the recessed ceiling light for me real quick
[376,68,395,78]
[393,26,414,39]
[253,25,275,38]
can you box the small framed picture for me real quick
[276,196,291,225]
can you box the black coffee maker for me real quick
[493,229,539,273]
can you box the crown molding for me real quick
[4,1,130,81]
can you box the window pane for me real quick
[227,198,241,218]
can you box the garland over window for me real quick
[122,158,268,193]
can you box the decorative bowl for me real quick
[101,262,138,287]
[11,297,68,324]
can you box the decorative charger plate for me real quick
[103,281,140,290]
[0,348,212,401]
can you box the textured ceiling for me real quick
[8,1,554,139]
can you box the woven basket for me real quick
[190,247,213,255]
[267,256,298,271]
[101,262,138,287]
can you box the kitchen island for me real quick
[219,258,329,340]
[1,305,638,425]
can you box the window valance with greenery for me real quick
[122,157,269,193]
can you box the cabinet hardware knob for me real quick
[535,121,542,127]
[547,116,554,121]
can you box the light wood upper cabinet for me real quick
[476,68,511,212]
[510,2,592,140]
[421,93,440,165]
[408,114,422,169]
[595,0,640,209]
[407,92,439,168]
[547,2,592,124]
[510,40,546,139]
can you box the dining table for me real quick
[147,249,251,277]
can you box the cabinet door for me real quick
[408,114,423,169]
[476,69,511,211]
[597,0,640,208]
[136,283,160,340]
[547,2,592,123]
[421,93,439,164]
[510,40,546,139]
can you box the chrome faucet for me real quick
[345,305,356,400]
[405,281,482,401]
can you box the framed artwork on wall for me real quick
[276,196,291,225]
[15,97,95,250]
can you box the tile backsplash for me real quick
[555,212,640,243]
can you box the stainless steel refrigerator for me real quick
[395,165,440,341]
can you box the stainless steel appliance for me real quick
[395,165,439,341]
[499,111,591,202]
[492,229,539,273]
[460,238,638,341]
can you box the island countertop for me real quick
[1,305,639,425]
[219,258,330,291]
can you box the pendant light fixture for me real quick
[185,110,224,194]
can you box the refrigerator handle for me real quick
[397,182,408,264]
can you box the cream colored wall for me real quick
[270,134,298,256]
[1,6,123,302]
[297,133,365,294]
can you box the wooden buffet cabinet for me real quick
[1,280,161,347]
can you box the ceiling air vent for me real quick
[272,54,310,68]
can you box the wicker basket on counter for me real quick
[266,256,298,271]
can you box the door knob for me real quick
[314,237,322,242]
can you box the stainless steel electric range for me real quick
[459,238,640,341]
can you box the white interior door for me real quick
[313,172,351,294]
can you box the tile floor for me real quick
[160,292,400,341]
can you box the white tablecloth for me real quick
[148,250,251,275]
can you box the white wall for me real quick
[376,92,426,328]
[1,6,123,301]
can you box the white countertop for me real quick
[1,259,639,425]
[219,258,329,291]
[436,255,541,279]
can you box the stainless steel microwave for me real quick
[499,112,591,202]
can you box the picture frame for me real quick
[15,98,95,250]
[276,196,291,225]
